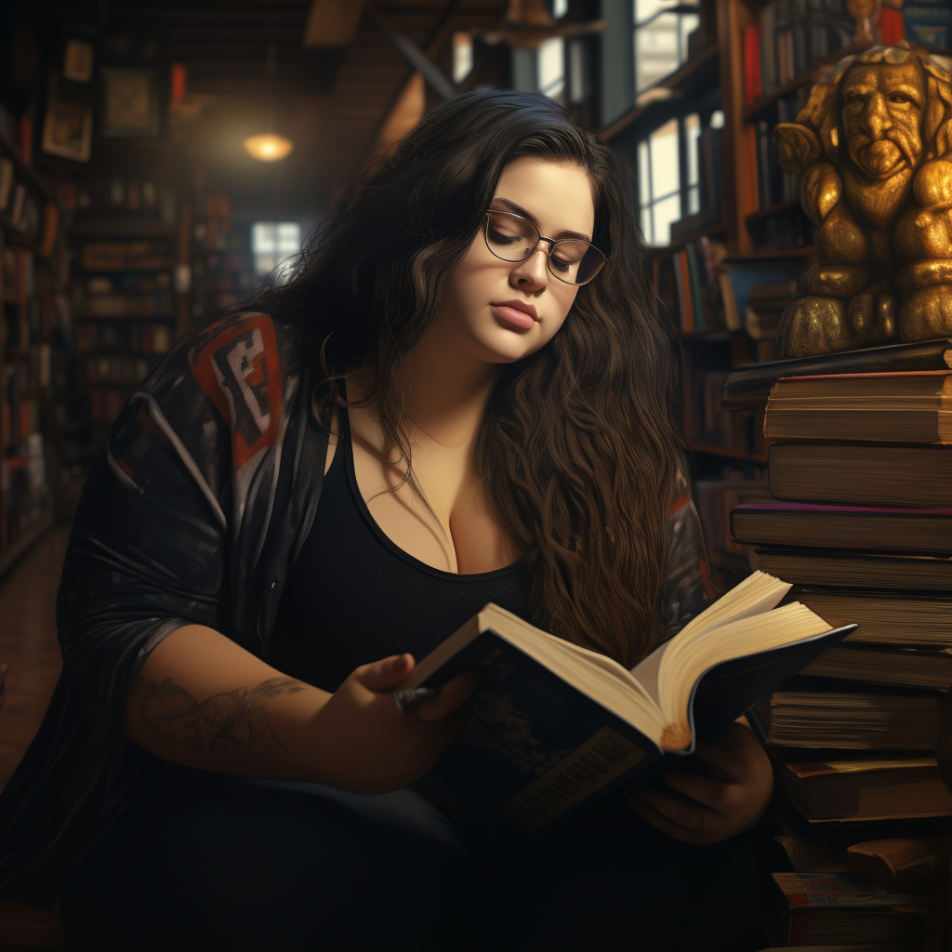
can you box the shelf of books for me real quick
[646,2,952,937]
[0,117,66,575]
[61,174,188,450]
[723,344,952,946]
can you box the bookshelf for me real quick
[0,124,65,575]
[61,169,190,452]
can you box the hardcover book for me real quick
[721,339,952,411]
[771,751,952,821]
[768,872,928,946]
[755,678,942,749]
[731,502,952,554]
[763,371,952,443]
[394,572,853,837]
[799,643,952,692]
[767,443,952,509]
[792,589,951,647]
[755,547,952,592]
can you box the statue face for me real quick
[841,61,924,178]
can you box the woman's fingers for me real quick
[353,654,417,693]
[629,784,708,831]
[627,792,715,845]
[415,669,482,722]
[659,769,735,813]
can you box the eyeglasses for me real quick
[483,210,607,286]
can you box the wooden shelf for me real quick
[745,199,803,223]
[74,265,175,275]
[73,314,176,322]
[668,222,728,251]
[727,245,816,260]
[71,223,177,238]
[687,440,768,464]
[601,45,719,142]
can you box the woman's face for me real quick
[432,156,597,366]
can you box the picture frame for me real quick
[41,97,93,162]
[101,67,160,138]
[63,38,94,83]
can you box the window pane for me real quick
[252,223,277,254]
[538,37,565,98]
[649,119,679,200]
[685,113,700,189]
[638,140,651,205]
[680,13,700,60]
[640,206,653,245]
[277,222,301,253]
[652,193,681,246]
[687,184,700,215]
[635,14,679,91]
[452,32,473,84]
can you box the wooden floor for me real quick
[0,524,71,951]
[0,524,69,793]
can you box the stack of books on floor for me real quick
[722,340,952,949]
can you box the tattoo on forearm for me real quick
[131,676,306,767]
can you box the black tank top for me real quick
[272,405,535,692]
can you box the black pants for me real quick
[59,768,783,952]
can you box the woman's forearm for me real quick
[125,624,334,783]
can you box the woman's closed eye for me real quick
[488,225,525,245]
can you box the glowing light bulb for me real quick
[243,133,294,162]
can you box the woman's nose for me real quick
[510,247,548,290]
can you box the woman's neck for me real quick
[351,325,503,459]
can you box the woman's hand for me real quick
[309,653,481,794]
[627,718,774,846]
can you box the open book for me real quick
[399,572,855,837]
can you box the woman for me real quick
[0,90,778,950]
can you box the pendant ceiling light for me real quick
[243,133,294,162]
[244,38,294,162]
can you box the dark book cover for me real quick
[755,545,952,592]
[731,502,952,554]
[408,621,854,839]
[722,338,952,410]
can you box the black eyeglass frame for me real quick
[482,210,608,286]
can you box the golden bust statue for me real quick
[774,45,952,357]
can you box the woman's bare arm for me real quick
[125,623,479,793]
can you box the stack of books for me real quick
[722,340,952,947]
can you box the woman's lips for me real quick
[491,304,537,330]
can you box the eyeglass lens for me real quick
[485,211,604,285]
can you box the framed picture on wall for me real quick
[41,98,93,162]
[63,38,94,83]
[101,67,160,137]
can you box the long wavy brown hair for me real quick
[249,89,683,668]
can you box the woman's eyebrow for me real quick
[490,197,592,242]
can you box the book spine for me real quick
[685,242,706,332]
[743,23,763,105]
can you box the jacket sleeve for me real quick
[0,312,299,907]
[658,471,718,645]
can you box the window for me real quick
[452,32,473,84]
[252,222,301,279]
[633,0,699,94]
[638,118,680,246]
[537,37,565,100]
